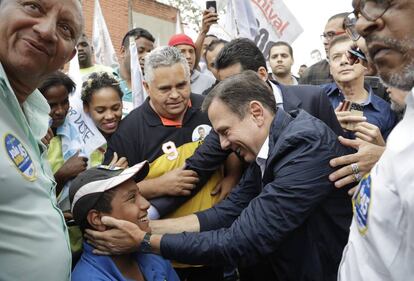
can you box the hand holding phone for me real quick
[206,1,217,13]
[338,100,365,131]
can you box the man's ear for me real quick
[143,81,150,94]
[249,101,265,126]
[257,66,269,81]
[87,210,107,231]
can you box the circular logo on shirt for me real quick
[192,125,212,142]
[353,174,371,235]
[4,134,37,181]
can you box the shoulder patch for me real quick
[4,133,37,181]
[353,174,372,235]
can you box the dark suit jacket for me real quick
[161,110,352,281]
[151,80,344,216]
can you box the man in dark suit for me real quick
[148,38,346,217]
[85,71,352,281]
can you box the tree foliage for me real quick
[168,0,203,32]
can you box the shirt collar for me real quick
[255,136,269,176]
[268,80,284,107]
[256,136,269,161]
[0,63,50,141]
[325,82,381,112]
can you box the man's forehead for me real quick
[331,41,352,54]
[176,44,195,51]
[270,45,290,55]
[151,63,188,83]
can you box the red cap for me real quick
[168,34,196,50]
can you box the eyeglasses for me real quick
[359,0,391,21]
[344,13,360,41]
[344,0,391,41]
[320,31,346,41]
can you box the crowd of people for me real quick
[0,0,413,280]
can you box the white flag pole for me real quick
[92,0,119,68]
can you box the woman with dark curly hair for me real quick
[81,72,124,139]
[76,72,128,170]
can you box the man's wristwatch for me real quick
[140,232,152,253]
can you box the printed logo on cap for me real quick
[4,134,37,181]
[353,174,371,235]
[192,124,212,142]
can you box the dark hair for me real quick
[300,64,308,68]
[202,70,276,118]
[328,12,349,23]
[81,72,123,105]
[121,28,155,49]
[78,189,116,232]
[39,71,76,96]
[215,38,266,72]
[268,41,294,58]
[328,34,351,56]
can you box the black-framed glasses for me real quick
[359,0,391,21]
[344,0,391,41]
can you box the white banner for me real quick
[129,38,146,109]
[61,53,107,162]
[92,0,119,68]
[251,0,303,59]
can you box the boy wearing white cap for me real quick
[70,162,179,281]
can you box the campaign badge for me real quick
[4,134,37,181]
[353,174,371,235]
[192,125,212,142]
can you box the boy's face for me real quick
[43,84,70,128]
[104,179,150,232]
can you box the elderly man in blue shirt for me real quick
[322,35,397,140]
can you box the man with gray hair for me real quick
[104,46,227,280]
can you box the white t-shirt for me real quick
[190,70,215,95]
[338,89,414,280]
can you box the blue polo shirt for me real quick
[322,82,397,139]
[72,242,179,281]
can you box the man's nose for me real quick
[138,194,150,211]
[355,15,383,38]
[32,16,58,43]
[219,136,231,150]
[170,87,180,99]
[340,53,350,65]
